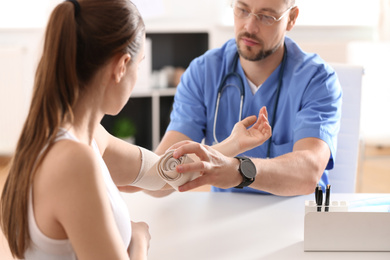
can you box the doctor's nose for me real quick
[244,15,260,35]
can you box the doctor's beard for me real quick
[237,32,281,62]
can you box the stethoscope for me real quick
[213,45,287,158]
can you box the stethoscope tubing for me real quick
[213,52,244,144]
[213,89,244,145]
[213,45,287,158]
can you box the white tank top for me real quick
[25,130,131,259]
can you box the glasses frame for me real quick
[232,4,295,26]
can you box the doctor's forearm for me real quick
[249,151,324,196]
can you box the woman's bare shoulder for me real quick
[32,139,108,239]
[34,139,103,193]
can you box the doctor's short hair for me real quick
[230,0,296,7]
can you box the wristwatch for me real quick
[234,156,256,189]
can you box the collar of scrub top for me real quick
[213,43,287,159]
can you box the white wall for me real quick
[0,0,389,154]
[141,0,390,143]
[0,28,45,154]
[131,0,390,143]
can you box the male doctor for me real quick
[154,0,342,196]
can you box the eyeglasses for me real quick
[233,5,294,26]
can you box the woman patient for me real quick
[0,0,271,259]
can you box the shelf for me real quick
[133,88,176,150]
[101,32,209,151]
[131,87,176,98]
[101,89,176,151]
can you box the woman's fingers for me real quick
[260,106,268,119]
[240,115,257,128]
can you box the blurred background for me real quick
[0,1,389,258]
[0,0,389,189]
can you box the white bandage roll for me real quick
[131,147,201,191]
[131,147,166,191]
[156,150,201,190]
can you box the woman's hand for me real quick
[230,106,271,153]
[128,221,151,260]
[214,106,272,156]
[168,141,242,192]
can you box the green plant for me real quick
[112,117,137,139]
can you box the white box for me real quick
[304,200,390,252]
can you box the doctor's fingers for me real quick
[178,159,239,191]
[178,175,209,192]
[176,160,208,175]
[179,172,237,191]
[167,140,194,152]
[172,142,212,161]
[178,166,235,192]
[176,158,227,180]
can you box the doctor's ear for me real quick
[114,53,132,83]
[286,6,299,31]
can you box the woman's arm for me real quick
[128,221,150,260]
[97,105,270,193]
[94,124,142,186]
[213,106,271,157]
[95,124,171,191]
[115,106,271,195]
[157,107,271,158]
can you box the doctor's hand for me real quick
[168,141,242,192]
[217,106,272,157]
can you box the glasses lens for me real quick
[233,6,249,18]
[260,15,275,25]
[233,6,277,26]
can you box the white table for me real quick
[122,192,390,260]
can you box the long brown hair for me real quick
[0,0,145,258]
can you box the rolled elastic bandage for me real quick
[156,150,201,190]
[131,147,201,191]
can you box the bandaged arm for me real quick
[131,147,200,191]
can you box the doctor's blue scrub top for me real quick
[166,36,342,194]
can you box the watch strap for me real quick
[234,156,256,189]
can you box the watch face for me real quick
[241,160,256,179]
